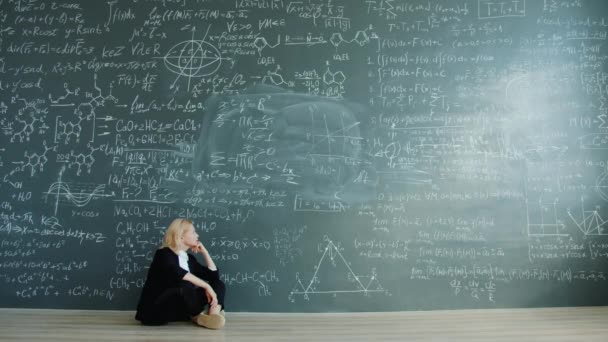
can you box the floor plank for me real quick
[0,307,606,341]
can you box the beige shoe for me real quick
[195,313,225,329]
[206,306,225,317]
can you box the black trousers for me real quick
[139,278,226,326]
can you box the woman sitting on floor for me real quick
[135,218,226,329]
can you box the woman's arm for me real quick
[183,272,218,307]
[192,242,217,271]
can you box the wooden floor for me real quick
[0,307,606,341]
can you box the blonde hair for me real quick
[161,218,193,250]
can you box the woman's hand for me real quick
[192,240,218,271]
[205,286,218,308]
[192,241,208,255]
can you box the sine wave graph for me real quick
[44,167,113,214]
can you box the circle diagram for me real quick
[163,40,222,78]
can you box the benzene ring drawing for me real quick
[163,26,224,90]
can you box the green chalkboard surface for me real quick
[1,0,608,312]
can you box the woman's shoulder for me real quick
[154,246,176,258]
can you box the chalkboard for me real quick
[1,0,608,312]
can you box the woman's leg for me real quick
[189,280,226,329]
[207,278,226,314]
[138,287,189,325]
[179,282,208,317]
[139,282,209,325]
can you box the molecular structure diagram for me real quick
[76,74,119,120]
[52,75,118,144]
[56,116,86,144]
[323,66,346,86]
[259,65,295,87]
[329,27,375,48]
[253,35,281,56]
[49,82,81,105]
[66,143,99,176]
[5,96,49,143]
[21,141,57,177]
[12,116,41,142]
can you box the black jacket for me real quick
[135,247,219,322]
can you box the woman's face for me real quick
[181,224,199,249]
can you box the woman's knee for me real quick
[212,280,226,293]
